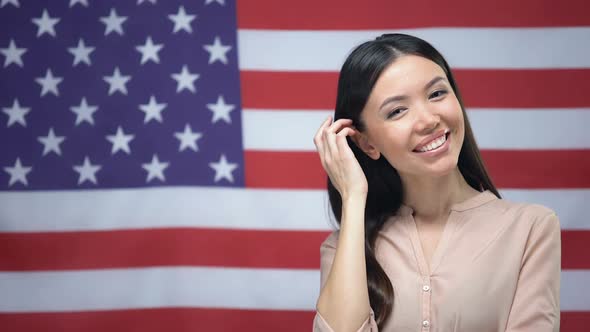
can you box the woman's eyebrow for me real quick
[378,76,447,111]
[423,76,447,91]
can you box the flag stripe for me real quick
[563,231,590,270]
[0,268,588,311]
[1,188,587,232]
[244,150,590,189]
[237,0,590,29]
[1,310,588,332]
[0,309,316,332]
[237,28,590,70]
[242,109,590,151]
[1,229,588,270]
[0,229,327,270]
[562,312,590,331]
[0,267,319,312]
[240,70,590,109]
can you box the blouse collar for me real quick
[398,190,498,217]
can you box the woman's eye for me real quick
[387,108,406,119]
[429,90,448,99]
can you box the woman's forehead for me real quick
[374,55,446,92]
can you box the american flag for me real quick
[0,0,588,331]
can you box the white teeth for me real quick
[419,134,446,152]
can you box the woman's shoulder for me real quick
[484,195,559,230]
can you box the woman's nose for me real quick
[414,107,440,133]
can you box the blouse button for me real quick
[422,320,430,328]
[422,285,430,292]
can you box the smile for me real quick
[413,130,451,154]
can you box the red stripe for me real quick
[483,150,590,189]
[245,150,590,189]
[1,229,588,270]
[0,309,587,332]
[0,228,328,271]
[240,69,590,109]
[237,0,590,29]
[0,308,315,332]
[562,311,590,332]
[562,231,590,270]
[244,151,326,189]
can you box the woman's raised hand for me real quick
[314,116,368,199]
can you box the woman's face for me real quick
[359,55,465,179]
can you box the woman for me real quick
[313,34,560,332]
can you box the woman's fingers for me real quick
[314,116,357,174]
[323,118,353,153]
[336,129,356,158]
[326,118,353,134]
[314,116,332,169]
[336,127,357,137]
[313,116,332,150]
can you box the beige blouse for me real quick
[313,190,561,332]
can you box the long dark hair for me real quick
[327,33,501,328]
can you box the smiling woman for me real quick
[313,34,560,331]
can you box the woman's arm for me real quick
[315,195,374,332]
[505,211,561,331]
[313,116,375,331]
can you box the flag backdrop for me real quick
[1,0,589,331]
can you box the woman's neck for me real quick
[400,167,480,221]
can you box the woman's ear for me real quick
[351,131,381,160]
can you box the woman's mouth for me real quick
[413,130,451,154]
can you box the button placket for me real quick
[421,276,431,330]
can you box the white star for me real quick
[100,8,127,36]
[68,39,95,66]
[171,65,199,93]
[141,154,169,183]
[1,0,19,8]
[1,39,27,67]
[168,6,196,34]
[31,9,60,37]
[174,124,203,152]
[205,0,225,5]
[103,67,131,95]
[106,126,134,154]
[4,158,32,187]
[2,99,30,127]
[139,95,167,123]
[136,36,163,65]
[209,154,238,183]
[35,68,63,97]
[137,0,156,4]
[70,97,98,126]
[207,95,235,124]
[73,156,101,185]
[38,128,66,156]
[203,36,232,65]
[69,0,88,7]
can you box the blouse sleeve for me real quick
[313,232,378,332]
[505,211,561,331]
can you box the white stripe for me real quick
[243,109,330,151]
[0,268,587,312]
[238,28,590,70]
[0,188,587,231]
[561,270,590,311]
[242,108,590,151]
[0,187,334,232]
[0,267,318,312]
